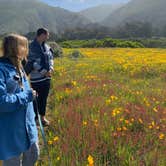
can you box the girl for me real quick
[0,34,39,166]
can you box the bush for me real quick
[102,38,116,47]
[116,41,144,48]
[138,38,166,48]
[59,38,144,48]
[69,50,84,59]
[82,40,98,48]
[49,42,63,58]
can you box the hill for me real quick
[0,0,90,34]
[103,0,166,29]
[79,4,123,23]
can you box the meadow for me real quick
[37,48,166,166]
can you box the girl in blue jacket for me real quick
[0,34,39,166]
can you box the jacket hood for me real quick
[0,57,16,69]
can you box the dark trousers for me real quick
[31,79,50,118]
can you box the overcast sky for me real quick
[41,0,130,11]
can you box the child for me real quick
[0,34,39,166]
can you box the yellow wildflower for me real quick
[48,140,53,145]
[120,118,124,122]
[87,155,94,166]
[153,107,158,113]
[93,119,98,127]
[53,136,59,142]
[65,88,72,94]
[159,133,165,140]
[117,127,122,131]
[138,118,143,124]
[105,99,111,105]
[156,126,160,130]
[131,118,134,122]
[151,121,155,126]
[83,121,87,126]
[112,108,121,117]
[71,81,77,86]
[57,156,60,161]
[110,95,118,101]
[149,125,153,129]
[123,126,128,131]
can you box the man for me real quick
[25,28,54,126]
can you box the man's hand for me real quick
[45,70,53,77]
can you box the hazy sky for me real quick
[41,0,130,11]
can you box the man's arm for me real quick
[24,45,37,75]
[49,48,54,72]
[24,44,48,76]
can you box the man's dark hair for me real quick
[36,28,48,36]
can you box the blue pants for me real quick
[2,143,39,166]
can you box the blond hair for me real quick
[2,34,29,86]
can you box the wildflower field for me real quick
[38,48,166,166]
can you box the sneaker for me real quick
[41,116,50,126]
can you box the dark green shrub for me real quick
[69,50,84,59]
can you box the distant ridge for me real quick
[79,4,123,23]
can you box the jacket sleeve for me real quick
[26,44,48,76]
[49,48,54,71]
[0,70,34,113]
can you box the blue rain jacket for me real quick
[0,58,38,160]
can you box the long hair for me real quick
[2,34,29,87]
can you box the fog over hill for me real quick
[103,0,166,29]
[0,0,91,34]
